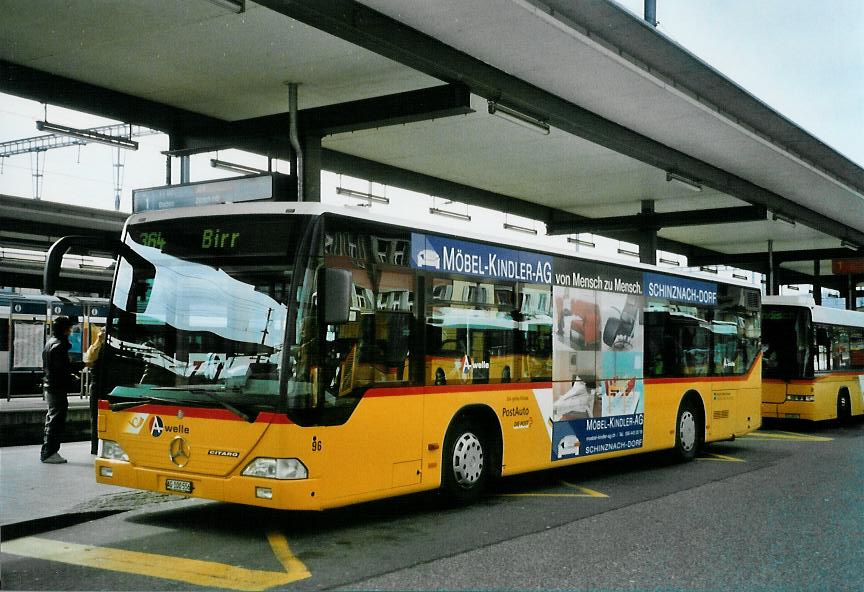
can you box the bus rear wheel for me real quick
[673,397,701,461]
[837,391,852,424]
[441,417,491,503]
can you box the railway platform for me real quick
[0,394,92,447]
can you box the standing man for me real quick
[41,316,78,464]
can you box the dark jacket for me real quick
[42,336,75,394]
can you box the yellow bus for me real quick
[47,183,762,510]
[762,295,864,422]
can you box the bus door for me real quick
[761,307,810,404]
[709,322,739,436]
[321,224,423,495]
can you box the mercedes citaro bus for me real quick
[45,175,763,510]
[762,295,864,422]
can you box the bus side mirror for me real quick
[318,267,352,325]
[45,235,124,296]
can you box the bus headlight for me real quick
[786,394,815,402]
[100,440,129,462]
[241,458,308,480]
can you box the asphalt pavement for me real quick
[2,421,862,591]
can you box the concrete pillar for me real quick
[180,155,191,184]
[638,200,657,266]
[813,259,822,305]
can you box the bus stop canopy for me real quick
[1,0,862,293]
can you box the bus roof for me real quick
[763,295,864,328]
[125,200,758,290]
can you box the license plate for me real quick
[165,478,193,494]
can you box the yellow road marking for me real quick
[3,536,309,591]
[499,481,608,498]
[266,531,311,580]
[742,430,833,442]
[561,481,609,497]
[697,452,746,463]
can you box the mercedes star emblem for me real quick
[169,436,191,467]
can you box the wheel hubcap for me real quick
[679,410,696,451]
[452,432,484,488]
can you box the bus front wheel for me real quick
[837,391,852,424]
[673,397,702,461]
[441,417,491,503]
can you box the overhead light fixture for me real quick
[665,172,702,192]
[567,236,596,248]
[699,266,719,274]
[503,222,538,235]
[659,257,680,266]
[205,0,245,12]
[771,212,796,226]
[430,207,471,222]
[617,248,639,258]
[841,240,859,251]
[336,186,390,205]
[487,101,550,135]
[36,121,138,150]
[732,273,749,280]
[210,159,266,175]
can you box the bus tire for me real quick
[441,416,491,503]
[837,390,852,424]
[673,396,702,461]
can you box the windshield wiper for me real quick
[153,384,227,391]
[110,396,185,411]
[152,386,255,422]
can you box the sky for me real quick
[615,0,863,167]
[0,1,861,225]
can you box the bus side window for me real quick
[850,328,864,369]
[425,279,518,385]
[366,265,414,385]
[519,284,552,382]
[814,326,831,372]
[831,326,850,370]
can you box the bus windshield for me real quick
[104,215,313,414]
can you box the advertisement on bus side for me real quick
[410,233,722,460]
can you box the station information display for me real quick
[132,173,295,213]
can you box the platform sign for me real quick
[132,173,295,213]
[12,322,43,369]
[832,259,864,275]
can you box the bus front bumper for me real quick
[761,400,823,422]
[95,460,323,511]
